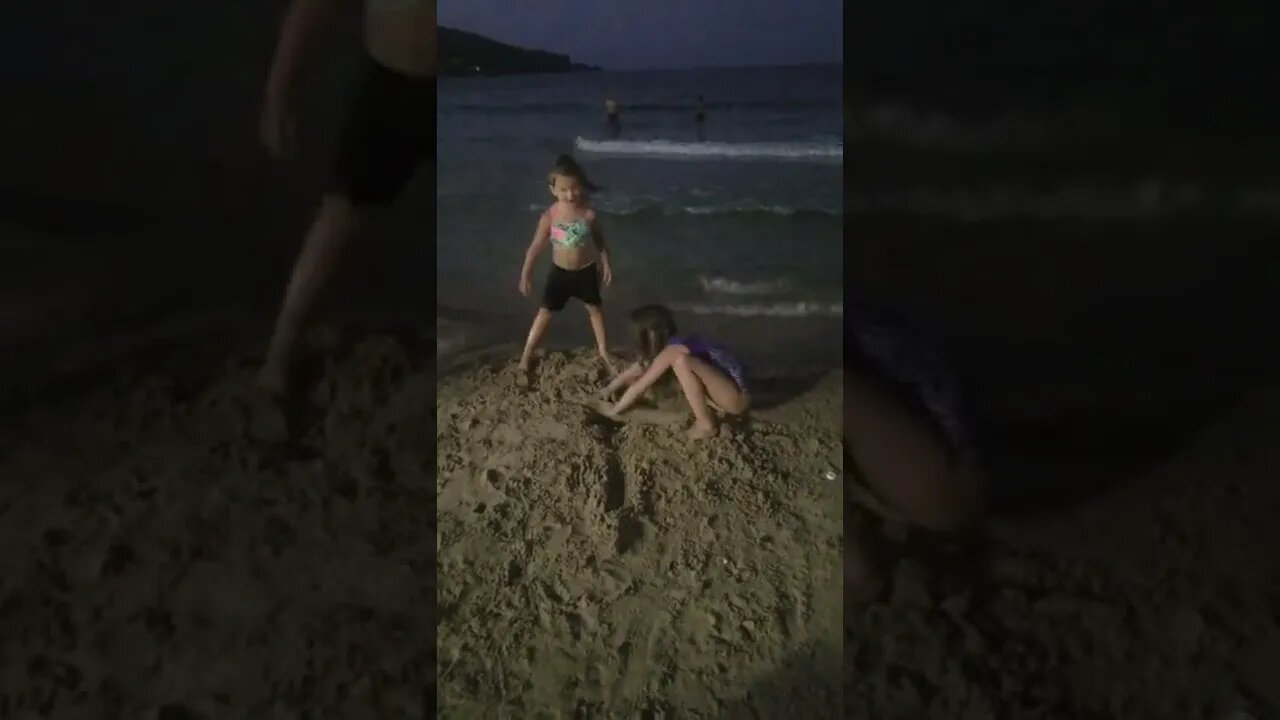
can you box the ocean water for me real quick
[437,65,843,364]
[848,99,1280,222]
[850,64,1280,474]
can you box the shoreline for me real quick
[436,305,843,379]
[0,291,842,422]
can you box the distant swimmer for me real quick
[604,97,621,139]
[694,95,706,141]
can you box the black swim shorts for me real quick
[332,55,433,206]
[542,264,602,311]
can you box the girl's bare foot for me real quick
[238,374,292,443]
[685,421,717,440]
[845,534,886,605]
[253,356,289,394]
[594,400,622,420]
[846,507,887,605]
[515,363,531,388]
[599,352,618,376]
[256,365,289,398]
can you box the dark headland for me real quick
[440,27,601,76]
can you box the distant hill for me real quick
[440,27,600,76]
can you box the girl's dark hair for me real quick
[630,305,678,364]
[548,154,600,194]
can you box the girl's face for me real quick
[550,174,584,206]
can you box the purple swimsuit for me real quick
[669,335,748,392]
[846,300,973,457]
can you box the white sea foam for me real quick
[671,301,843,318]
[697,275,794,296]
[848,183,1280,220]
[575,137,842,162]
[524,198,841,217]
[850,103,1054,152]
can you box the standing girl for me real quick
[517,155,616,382]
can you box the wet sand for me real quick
[436,348,843,717]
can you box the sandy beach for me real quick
[842,204,1280,717]
[436,348,843,717]
[4,1,1278,715]
[0,331,438,718]
[0,331,842,718]
[845,384,1280,718]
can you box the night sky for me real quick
[438,1,842,70]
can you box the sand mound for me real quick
[846,388,1280,719]
[0,334,436,718]
[436,349,844,717]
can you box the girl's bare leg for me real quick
[259,195,365,395]
[518,308,553,375]
[672,354,747,440]
[584,304,616,374]
[843,369,985,533]
[843,368,987,603]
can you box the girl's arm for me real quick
[520,212,552,289]
[265,0,344,98]
[590,211,612,285]
[589,210,608,256]
[590,211,610,256]
[610,345,686,414]
[601,362,643,398]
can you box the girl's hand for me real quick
[518,276,532,297]
[600,362,640,400]
[601,263,613,287]
[595,400,622,420]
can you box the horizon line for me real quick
[591,60,843,72]
[439,61,844,78]
[439,24,840,75]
